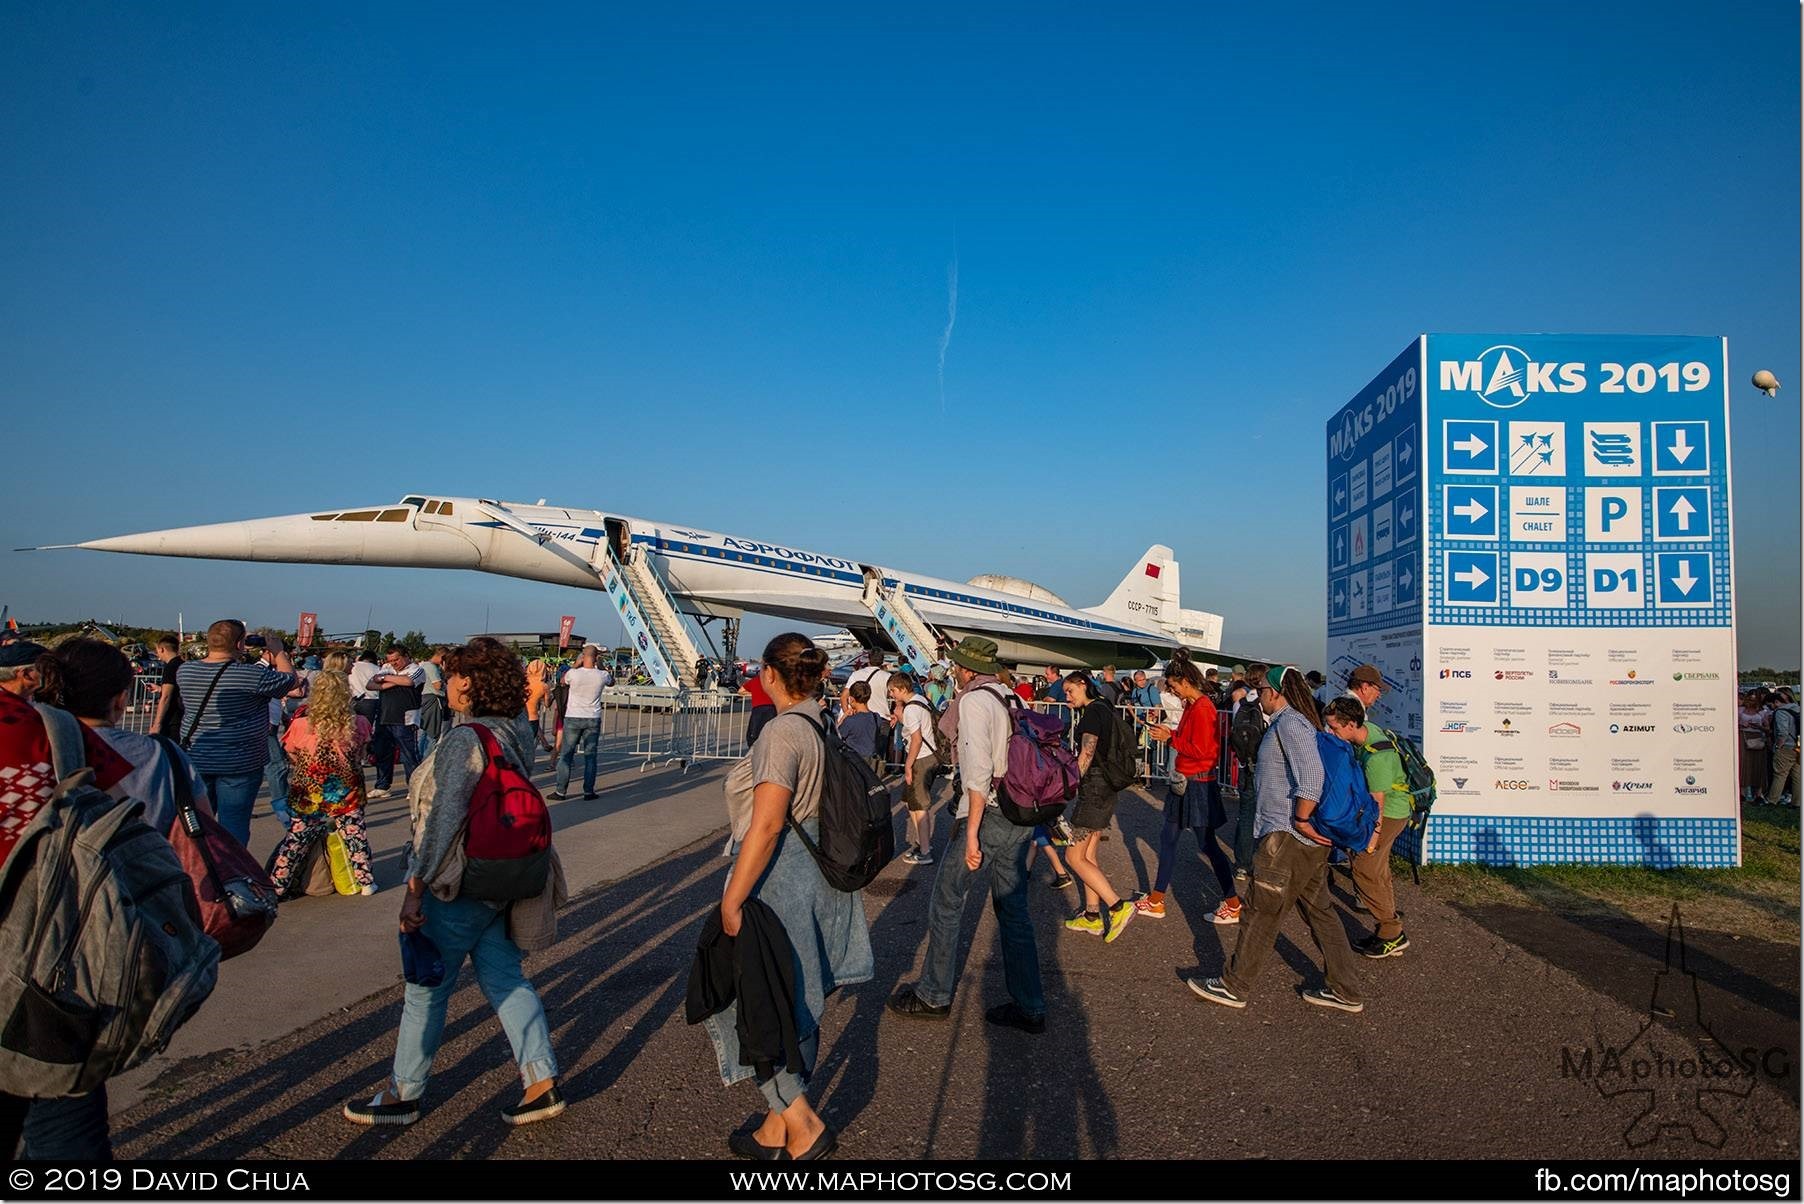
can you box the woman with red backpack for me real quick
[343,638,564,1130]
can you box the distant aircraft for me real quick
[37,495,1232,674]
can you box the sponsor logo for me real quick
[1441,721,1474,734]
[1495,779,1538,791]
[1609,677,1655,687]
[1609,724,1656,734]
[1673,671,1722,682]
[1440,669,1473,679]
[1548,670,1596,686]
[1495,669,1533,681]
[1548,723,1582,737]
[1674,774,1709,797]
[1452,777,1469,789]
[1549,779,1600,793]
[1493,718,1520,737]
[1673,724,1718,734]
[1611,781,1655,793]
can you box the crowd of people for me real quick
[1,613,1781,1162]
[1737,685,1801,807]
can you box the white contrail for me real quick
[937,250,958,413]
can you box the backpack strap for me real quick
[32,701,87,782]
[154,733,232,897]
[180,660,234,749]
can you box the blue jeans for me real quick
[372,723,421,791]
[392,894,558,1100]
[263,729,292,829]
[755,1030,818,1112]
[200,770,263,847]
[556,717,600,795]
[0,1088,111,1160]
[917,808,1043,1016]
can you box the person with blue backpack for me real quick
[1187,666,1366,1015]
[1321,696,1412,959]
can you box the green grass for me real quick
[1416,803,1800,942]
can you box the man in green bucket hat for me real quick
[888,637,1047,1034]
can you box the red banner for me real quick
[558,615,576,650]
[297,612,318,647]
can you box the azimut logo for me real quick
[1440,669,1473,679]
[1439,345,1585,408]
[1609,724,1656,734]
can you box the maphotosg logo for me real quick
[1558,905,1780,1150]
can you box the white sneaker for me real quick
[360,884,378,896]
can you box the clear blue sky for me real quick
[3,2,1797,666]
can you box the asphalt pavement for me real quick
[110,761,1799,1162]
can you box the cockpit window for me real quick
[401,496,426,509]
[337,510,379,522]
[377,509,410,522]
[311,513,337,521]
[437,501,453,515]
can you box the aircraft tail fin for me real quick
[1085,546,1180,629]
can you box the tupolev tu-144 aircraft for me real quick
[37,494,1231,671]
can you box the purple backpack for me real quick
[975,686,1080,827]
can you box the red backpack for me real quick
[460,724,553,901]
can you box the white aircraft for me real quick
[40,495,1230,677]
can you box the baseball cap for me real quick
[0,641,46,669]
[1349,664,1385,692]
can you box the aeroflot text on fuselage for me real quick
[720,536,858,572]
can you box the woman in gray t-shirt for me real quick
[711,633,872,1162]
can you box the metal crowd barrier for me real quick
[675,688,752,767]
[117,676,162,737]
[594,686,683,771]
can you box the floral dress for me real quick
[269,713,375,895]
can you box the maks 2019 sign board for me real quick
[1326,334,1738,867]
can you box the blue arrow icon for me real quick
[1330,577,1349,620]
[1444,485,1499,539]
[1331,474,1348,518]
[1331,525,1348,570]
[1444,550,1499,605]
[1656,552,1714,605]
[1444,420,1499,474]
[1395,554,1418,605]
[1653,421,1709,474]
[1653,486,1712,540]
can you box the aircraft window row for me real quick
[308,509,412,523]
[396,496,455,515]
[424,500,453,514]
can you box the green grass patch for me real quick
[1415,803,1800,942]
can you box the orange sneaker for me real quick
[1133,896,1166,919]
[1205,898,1242,926]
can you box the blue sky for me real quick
[2,2,1797,665]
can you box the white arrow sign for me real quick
[1399,567,1414,592]
[1669,494,1697,531]
[1453,497,1490,523]
[1454,564,1491,590]
[1453,432,1489,458]
[1671,563,1698,596]
[1399,441,1413,463]
[1667,428,1694,465]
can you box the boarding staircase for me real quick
[860,567,939,677]
[600,543,705,688]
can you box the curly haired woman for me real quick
[270,669,376,896]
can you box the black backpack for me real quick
[1231,702,1267,765]
[1098,706,1141,792]
[780,712,895,892]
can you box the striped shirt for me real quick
[176,660,298,775]
[1253,704,1325,845]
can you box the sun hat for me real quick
[948,636,1004,676]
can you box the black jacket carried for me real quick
[685,898,806,1078]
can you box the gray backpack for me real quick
[0,705,219,1097]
